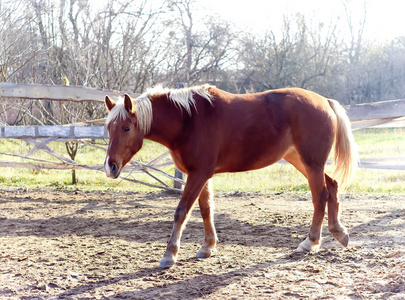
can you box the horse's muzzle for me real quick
[105,160,121,179]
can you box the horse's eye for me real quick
[124,127,130,132]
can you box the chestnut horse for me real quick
[104,85,358,268]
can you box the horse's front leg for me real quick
[160,173,210,268]
[196,179,217,258]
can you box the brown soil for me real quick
[0,187,404,299]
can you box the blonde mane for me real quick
[106,84,214,135]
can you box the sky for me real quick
[200,0,402,42]
[90,0,403,43]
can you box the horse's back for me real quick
[210,87,335,135]
[209,87,337,173]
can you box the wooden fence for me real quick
[0,83,186,192]
[0,83,404,192]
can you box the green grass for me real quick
[0,128,404,193]
[353,127,405,158]
[346,128,405,193]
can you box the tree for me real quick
[163,0,237,86]
[0,0,170,126]
[235,15,342,94]
[1,0,405,112]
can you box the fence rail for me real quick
[345,98,405,130]
[0,125,108,139]
[0,82,139,102]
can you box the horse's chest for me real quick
[169,150,188,174]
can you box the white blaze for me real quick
[105,155,112,178]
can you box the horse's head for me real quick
[104,94,144,179]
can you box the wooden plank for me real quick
[351,116,405,130]
[279,157,405,170]
[0,159,182,192]
[0,161,102,170]
[2,82,405,123]
[24,138,77,164]
[74,126,108,139]
[2,157,404,171]
[1,83,404,122]
[0,126,108,139]
[4,126,35,138]
[345,99,405,121]
[0,82,139,102]
[130,160,185,185]
[373,117,405,128]
[38,126,71,138]
[25,137,58,157]
[121,176,183,193]
[351,117,400,130]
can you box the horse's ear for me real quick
[124,94,135,114]
[105,96,116,112]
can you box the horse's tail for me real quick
[328,99,359,192]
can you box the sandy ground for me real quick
[0,187,404,299]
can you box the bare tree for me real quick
[163,0,237,86]
[1,0,170,125]
[235,15,342,94]
[2,0,405,120]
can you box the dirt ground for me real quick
[0,187,404,299]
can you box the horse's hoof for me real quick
[296,244,309,253]
[196,250,210,258]
[196,245,216,258]
[330,226,349,247]
[159,254,176,268]
[296,237,320,252]
[159,259,175,268]
[340,234,349,247]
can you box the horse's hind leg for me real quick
[297,166,329,252]
[196,179,217,258]
[284,150,326,252]
[325,174,349,246]
[285,150,349,250]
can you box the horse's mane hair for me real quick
[106,84,214,135]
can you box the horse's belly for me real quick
[215,140,291,173]
[215,158,280,173]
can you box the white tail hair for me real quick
[328,99,359,191]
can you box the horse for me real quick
[104,84,358,268]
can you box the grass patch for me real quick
[353,127,405,158]
[0,128,404,194]
[213,164,309,193]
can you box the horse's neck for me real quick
[146,95,186,149]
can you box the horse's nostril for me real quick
[111,163,117,173]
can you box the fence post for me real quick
[173,83,186,190]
